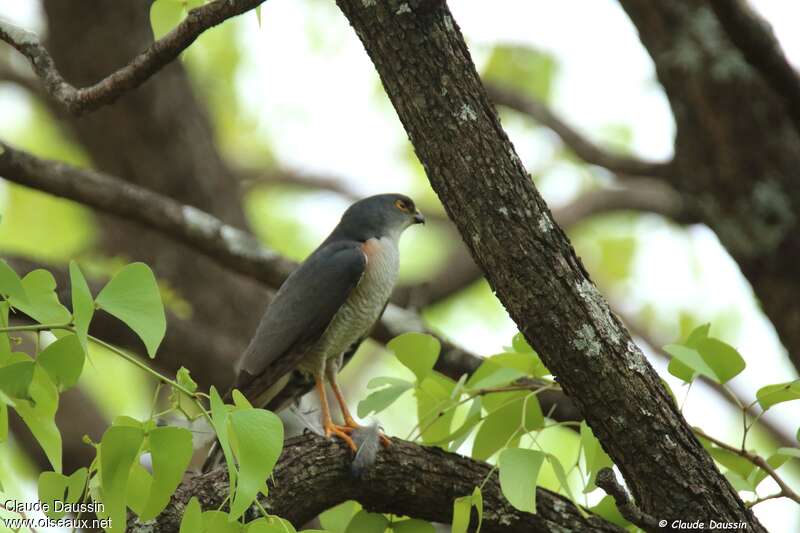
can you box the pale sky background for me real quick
[1,0,799,531]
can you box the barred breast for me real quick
[297,236,399,375]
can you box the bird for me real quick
[228,193,424,453]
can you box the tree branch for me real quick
[0,0,266,115]
[145,433,625,533]
[595,468,659,531]
[485,83,675,179]
[0,141,295,288]
[335,0,762,528]
[709,0,800,134]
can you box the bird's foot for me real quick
[323,421,358,452]
[341,419,391,448]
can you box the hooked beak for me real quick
[413,210,425,225]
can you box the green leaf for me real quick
[203,510,247,533]
[180,497,203,533]
[415,374,456,444]
[667,357,696,383]
[228,408,284,520]
[685,324,711,347]
[756,380,800,410]
[96,263,166,358]
[695,338,745,383]
[150,0,185,41]
[499,448,544,513]
[466,362,525,390]
[580,422,613,492]
[471,486,483,532]
[0,260,26,302]
[450,487,482,533]
[177,366,198,394]
[37,334,84,391]
[590,495,630,528]
[358,380,412,418]
[320,501,361,533]
[428,397,482,449]
[392,518,435,533]
[547,454,576,503]
[127,462,152,516]
[472,393,543,461]
[37,468,86,520]
[69,261,94,354]
[9,269,71,325]
[39,471,70,519]
[14,364,62,472]
[209,386,237,492]
[232,389,252,409]
[451,496,472,533]
[100,425,145,532]
[139,426,194,521]
[663,344,718,383]
[344,510,388,533]
[512,332,533,353]
[388,332,440,382]
[0,360,35,399]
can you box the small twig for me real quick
[0,0,267,115]
[746,492,783,508]
[595,467,660,530]
[694,428,800,505]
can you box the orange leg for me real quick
[329,373,391,448]
[315,374,357,452]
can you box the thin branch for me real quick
[709,0,800,135]
[0,140,296,289]
[0,0,266,115]
[694,428,800,506]
[595,467,660,530]
[485,82,675,179]
[143,433,625,533]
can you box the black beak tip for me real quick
[414,212,425,225]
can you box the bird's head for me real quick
[336,193,425,241]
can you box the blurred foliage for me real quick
[482,44,557,102]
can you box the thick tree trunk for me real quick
[618,0,800,375]
[334,0,763,528]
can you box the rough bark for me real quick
[145,433,624,533]
[617,0,800,376]
[335,0,763,528]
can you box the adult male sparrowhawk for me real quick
[231,193,423,451]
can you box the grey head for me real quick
[326,193,425,243]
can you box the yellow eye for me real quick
[394,199,410,212]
